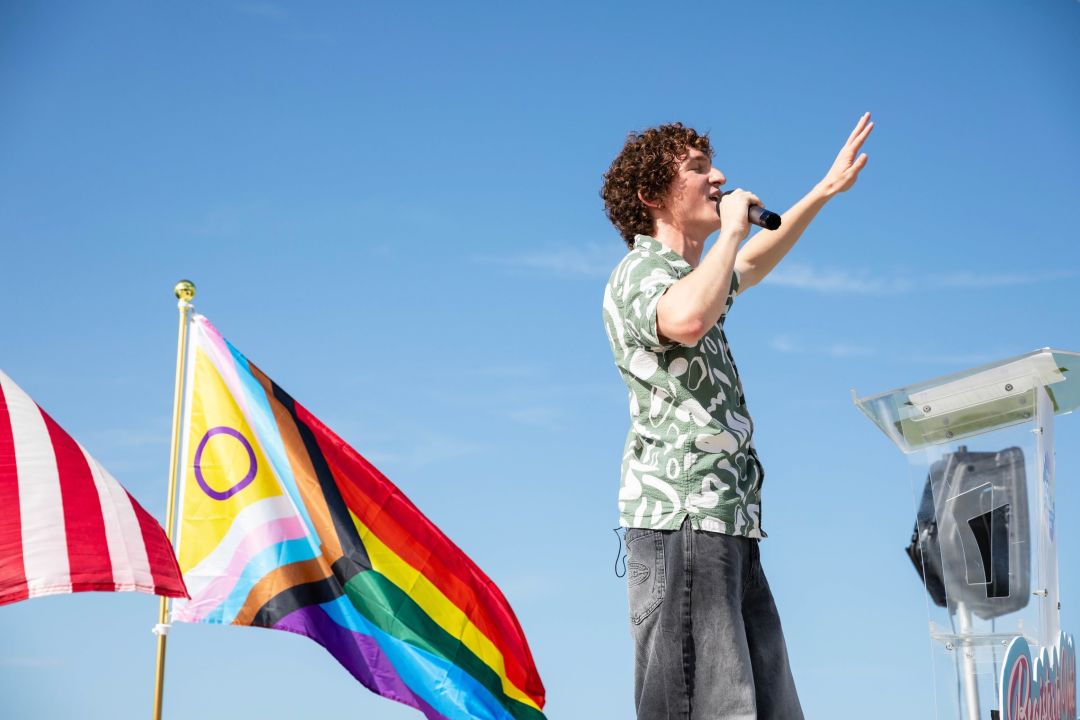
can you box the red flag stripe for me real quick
[296,402,543,698]
[79,444,153,591]
[129,490,187,597]
[0,381,29,605]
[0,369,187,606]
[1,374,71,597]
[43,412,114,592]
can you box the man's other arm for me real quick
[735,112,875,291]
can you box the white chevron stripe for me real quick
[0,372,70,596]
[177,495,298,599]
[81,444,155,591]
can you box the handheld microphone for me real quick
[716,193,782,231]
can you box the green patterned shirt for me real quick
[602,235,766,538]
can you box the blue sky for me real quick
[1,1,1078,718]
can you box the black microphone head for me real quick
[747,204,782,230]
[721,193,782,230]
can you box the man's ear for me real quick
[637,189,662,210]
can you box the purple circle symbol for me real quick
[194,426,257,500]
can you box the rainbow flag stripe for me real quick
[172,315,545,720]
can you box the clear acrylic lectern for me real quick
[853,348,1080,720]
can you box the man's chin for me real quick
[699,218,723,236]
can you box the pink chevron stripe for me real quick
[175,515,307,622]
[193,315,258,424]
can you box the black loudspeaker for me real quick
[905,446,1030,620]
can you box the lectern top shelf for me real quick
[852,348,1080,453]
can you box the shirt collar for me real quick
[633,234,661,253]
[633,235,690,266]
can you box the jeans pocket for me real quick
[626,529,665,625]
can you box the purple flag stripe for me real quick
[273,604,452,720]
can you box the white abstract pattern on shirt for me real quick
[602,235,765,538]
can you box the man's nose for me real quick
[710,168,726,185]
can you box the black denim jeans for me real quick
[625,519,804,720]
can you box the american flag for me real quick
[0,370,186,606]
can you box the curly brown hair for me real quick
[601,123,713,248]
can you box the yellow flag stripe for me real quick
[348,511,539,711]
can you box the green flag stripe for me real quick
[343,571,546,720]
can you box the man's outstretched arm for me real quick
[735,112,874,291]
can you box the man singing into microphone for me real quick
[601,113,873,719]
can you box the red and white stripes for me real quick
[0,370,187,606]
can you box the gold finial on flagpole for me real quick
[174,280,196,303]
[153,280,197,720]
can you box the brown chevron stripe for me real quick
[233,554,336,626]
[248,555,357,629]
[248,365,347,562]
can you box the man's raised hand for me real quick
[817,112,874,198]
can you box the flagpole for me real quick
[151,280,196,720]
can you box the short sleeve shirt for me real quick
[602,235,766,538]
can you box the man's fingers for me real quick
[848,153,869,178]
[856,120,875,142]
[825,120,872,194]
[836,120,875,167]
[849,121,875,154]
[845,112,871,145]
[726,189,759,205]
[844,118,864,144]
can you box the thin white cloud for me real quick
[900,351,1006,366]
[763,263,1073,295]
[505,405,561,429]
[932,270,1076,289]
[773,335,1010,368]
[769,335,804,354]
[763,264,912,294]
[826,343,877,359]
[770,334,877,359]
[478,248,1073,293]
[475,243,622,278]
[363,433,488,471]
